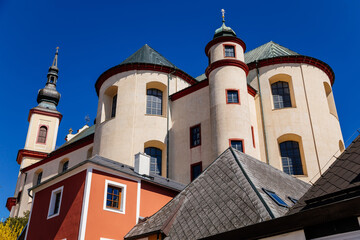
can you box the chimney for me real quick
[134,153,150,176]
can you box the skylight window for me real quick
[262,188,288,207]
[288,196,298,204]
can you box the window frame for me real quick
[47,186,64,219]
[262,188,288,208]
[146,88,163,116]
[103,180,126,214]
[226,89,240,104]
[223,44,236,58]
[190,162,202,181]
[61,161,69,173]
[271,81,292,109]
[279,140,304,176]
[190,124,201,148]
[111,94,117,118]
[144,146,162,175]
[35,171,43,186]
[229,138,245,153]
[36,125,49,144]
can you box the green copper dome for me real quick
[213,22,236,39]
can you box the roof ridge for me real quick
[229,147,275,219]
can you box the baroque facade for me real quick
[7,17,344,239]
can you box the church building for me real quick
[7,12,344,239]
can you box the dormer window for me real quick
[224,45,235,58]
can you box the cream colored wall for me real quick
[25,113,59,153]
[169,86,211,183]
[253,63,343,182]
[94,70,190,177]
[12,143,93,217]
[208,41,256,160]
[261,230,306,240]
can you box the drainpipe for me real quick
[167,69,176,178]
[256,61,270,164]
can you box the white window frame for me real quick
[103,180,126,214]
[47,186,64,219]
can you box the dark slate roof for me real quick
[288,135,360,214]
[125,148,310,240]
[57,125,95,149]
[120,44,176,68]
[244,41,299,64]
[30,154,185,192]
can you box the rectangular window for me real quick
[230,139,244,152]
[191,162,202,181]
[224,45,235,57]
[226,89,240,104]
[251,126,256,148]
[47,186,63,219]
[190,124,201,148]
[103,180,126,214]
[111,94,117,118]
[263,188,288,207]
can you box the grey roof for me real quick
[288,135,360,215]
[125,148,309,240]
[57,125,95,149]
[244,41,299,64]
[120,44,176,68]
[30,154,185,192]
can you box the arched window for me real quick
[144,147,162,175]
[324,82,337,117]
[34,170,43,186]
[279,141,303,175]
[59,159,69,173]
[37,126,48,144]
[146,89,163,115]
[111,94,117,118]
[271,81,292,109]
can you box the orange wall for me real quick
[140,181,178,218]
[85,170,139,240]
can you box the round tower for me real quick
[205,11,254,158]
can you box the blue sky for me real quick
[0,0,359,219]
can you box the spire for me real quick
[36,48,61,110]
[213,9,236,39]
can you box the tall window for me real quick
[103,180,126,214]
[190,124,201,148]
[191,162,202,181]
[35,171,43,186]
[145,147,162,175]
[279,141,303,175]
[224,45,235,57]
[47,186,63,218]
[146,89,163,115]
[226,90,239,104]
[271,81,292,109]
[111,94,117,118]
[37,126,48,143]
[230,139,244,152]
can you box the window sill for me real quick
[47,212,60,220]
[272,106,296,111]
[190,144,201,149]
[104,207,125,214]
[145,114,166,118]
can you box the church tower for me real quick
[205,10,255,159]
[18,48,62,169]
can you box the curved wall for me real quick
[253,63,343,182]
[93,70,190,176]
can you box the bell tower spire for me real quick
[37,47,61,110]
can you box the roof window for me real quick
[288,196,298,204]
[262,188,288,207]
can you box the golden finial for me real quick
[221,9,225,23]
[56,46,59,54]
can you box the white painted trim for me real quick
[103,180,127,214]
[24,192,36,240]
[136,181,141,224]
[100,238,115,240]
[78,168,93,240]
[47,186,64,219]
